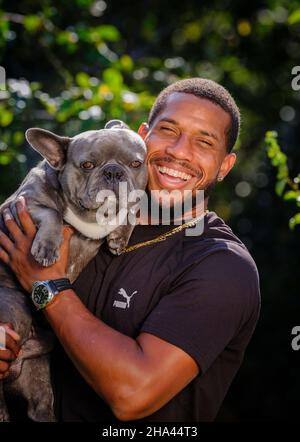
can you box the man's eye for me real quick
[80,161,95,170]
[197,140,212,147]
[160,126,176,133]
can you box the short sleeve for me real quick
[140,247,261,374]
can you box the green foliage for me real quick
[265,131,300,230]
[0,0,300,422]
[0,0,299,223]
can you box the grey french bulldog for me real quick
[0,120,148,421]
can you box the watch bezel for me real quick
[31,281,55,310]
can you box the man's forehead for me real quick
[162,92,229,117]
[156,92,231,134]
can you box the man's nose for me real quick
[165,134,193,161]
[103,164,125,183]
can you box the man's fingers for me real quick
[0,229,14,256]
[0,360,10,374]
[2,208,24,246]
[0,348,16,362]
[2,324,21,342]
[63,225,75,239]
[0,245,10,265]
[15,197,37,239]
[0,331,21,357]
[60,226,75,257]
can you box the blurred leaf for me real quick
[24,15,43,33]
[275,178,287,197]
[13,131,24,146]
[288,9,300,25]
[183,21,202,42]
[83,25,120,44]
[0,153,12,165]
[76,72,91,88]
[266,130,299,230]
[103,68,123,91]
[56,31,79,46]
[283,191,299,201]
[76,0,94,6]
[289,213,300,230]
[120,55,134,72]
[0,108,13,127]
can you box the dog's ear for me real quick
[25,128,71,170]
[104,120,130,130]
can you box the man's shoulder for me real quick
[182,211,255,265]
[178,211,260,307]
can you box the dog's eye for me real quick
[80,161,95,170]
[130,160,142,168]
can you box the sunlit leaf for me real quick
[0,153,12,165]
[275,178,287,196]
[283,190,298,201]
[24,15,43,33]
[289,213,300,230]
[76,72,91,88]
[288,9,300,25]
[103,68,123,92]
[0,108,13,127]
[120,55,134,72]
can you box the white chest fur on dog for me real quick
[64,206,128,240]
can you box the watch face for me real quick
[33,284,50,305]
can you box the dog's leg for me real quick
[29,208,64,267]
[6,355,56,422]
[3,322,56,422]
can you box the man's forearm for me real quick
[43,289,147,419]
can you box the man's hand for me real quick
[0,197,74,292]
[0,323,21,379]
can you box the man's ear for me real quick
[104,119,129,130]
[218,152,237,180]
[25,128,71,170]
[138,122,149,140]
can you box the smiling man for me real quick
[0,78,260,422]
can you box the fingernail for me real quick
[5,327,21,342]
[17,196,25,208]
[3,209,12,221]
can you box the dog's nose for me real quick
[103,165,125,183]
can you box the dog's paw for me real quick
[31,239,61,266]
[107,234,127,256]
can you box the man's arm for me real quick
[0,198,199,421]
[43,290,199,421]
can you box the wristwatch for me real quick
[31,278,73,310]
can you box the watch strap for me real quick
[48,278,73,294]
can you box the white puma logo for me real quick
[113,288,138,309]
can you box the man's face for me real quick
[139,92,236,199]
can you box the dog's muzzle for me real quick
[103,164,125,184]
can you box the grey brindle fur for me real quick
[0,120,148,421]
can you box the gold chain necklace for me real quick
[122,210,209,254]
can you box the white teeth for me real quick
[157,166,192,181]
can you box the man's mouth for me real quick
[151,161,199,190]
[157,166,193,181]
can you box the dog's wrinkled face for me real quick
[25,121,148,221]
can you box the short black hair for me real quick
[148,78,240,152]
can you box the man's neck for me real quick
[137,197,209,226]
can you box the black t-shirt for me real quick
[51,211,261,422]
